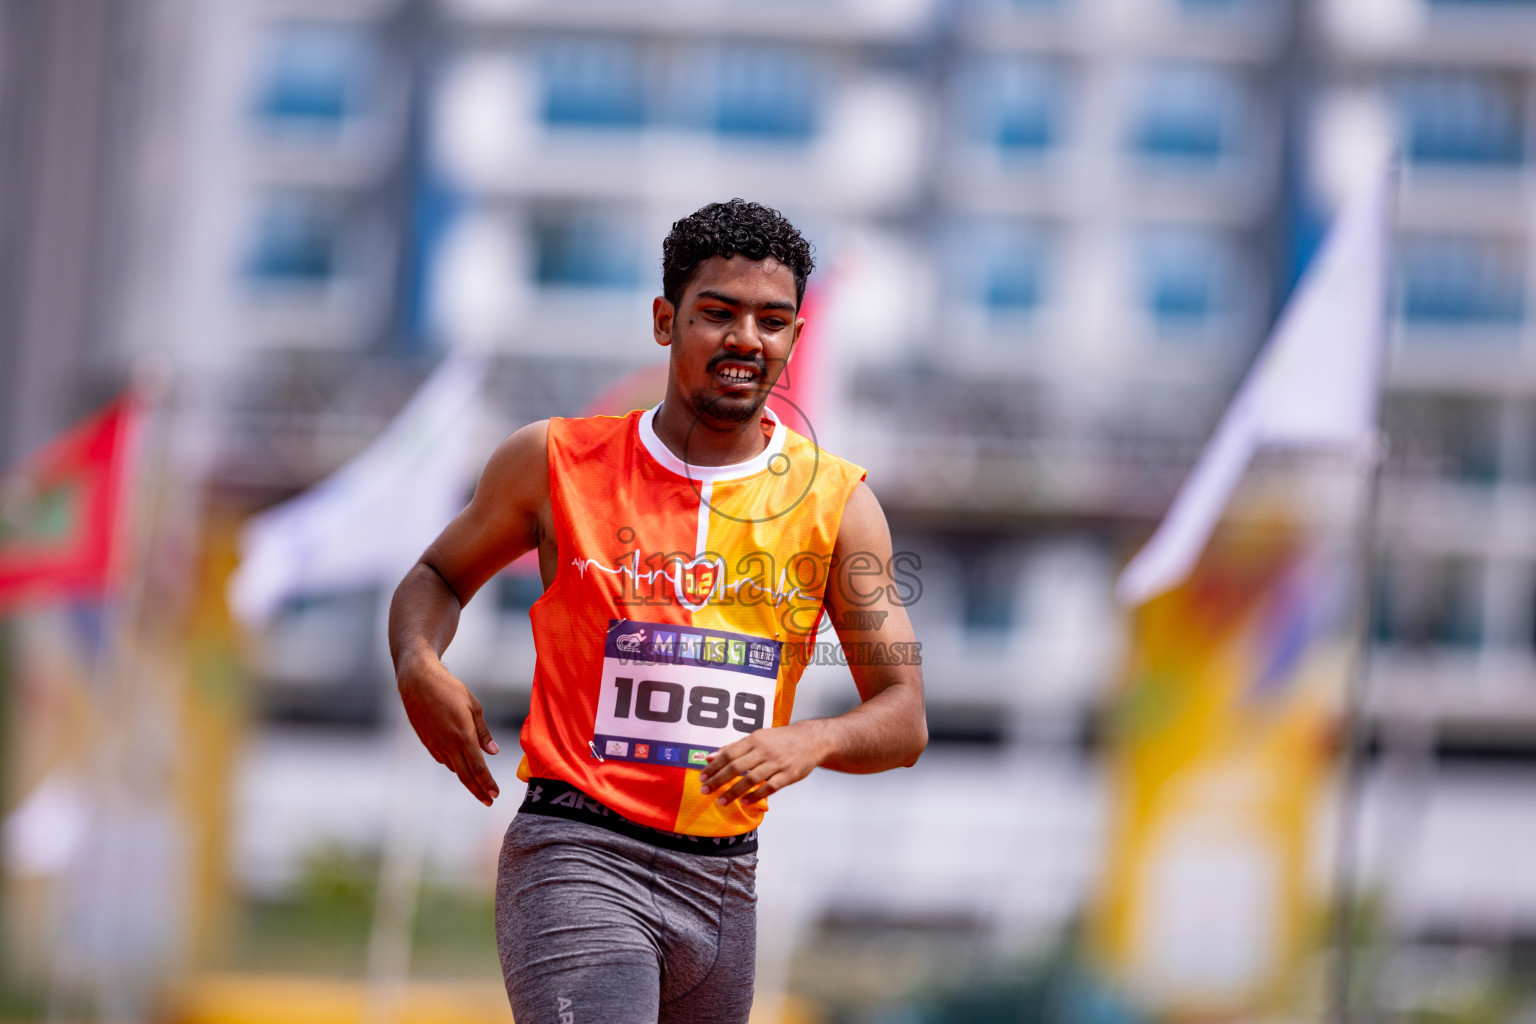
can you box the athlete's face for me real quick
[653,256,803,428]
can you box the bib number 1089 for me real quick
[610,677,765,734]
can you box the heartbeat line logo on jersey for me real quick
[570,550,816,612]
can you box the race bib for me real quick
[592,618,780,768]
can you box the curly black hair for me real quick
[661,199,815,309]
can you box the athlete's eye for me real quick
[702,307,731,320]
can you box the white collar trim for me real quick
[638,402,786,483]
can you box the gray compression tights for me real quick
[495,813,757,1024]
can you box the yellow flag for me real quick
[1096,514,1353,1015]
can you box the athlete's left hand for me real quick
[699,721,831,808]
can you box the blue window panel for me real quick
[498,574,545,612]
[1151,276,1211,318]
[1438,562,1484,649]
[1131,64,1242,161]
[1138,229,1233,326]
[1372,558,1484,649]
[1399,235,1524,325]
[247,192,342,284]
[949,222,1050,312]
[1445,406,1501,484]
[534,209,641,288]
[539,39,647,129]
[1383,396,1501,484]
[1397,72,1525,166]
[255,23,371,127]
[709,48,818,141]
[986,266,1041,310]
[963,58,1064,153]
[985,243,1044,310]
[959,554,1016,633]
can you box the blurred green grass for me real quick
[224,845,501,979]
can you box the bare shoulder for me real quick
[418,420,550,601]
[833,481,892,554]
[487,418,550,473]
[472,419,550,505]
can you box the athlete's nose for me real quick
[723,315,765,356]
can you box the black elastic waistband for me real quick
[519,778,758,857]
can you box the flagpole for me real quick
[46,364,168,1023]
[360,706,432,1024]
[0,619,12,975]
[46,395,140,1024]
[1326,436,1387,1024]
[1329,154,1400,1024]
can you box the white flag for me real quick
[228,355,488,626]
[1116,160,1392,606]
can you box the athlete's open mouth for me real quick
[714,361,760,390]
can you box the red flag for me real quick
[0,397,140,612]
[582,364,669,418]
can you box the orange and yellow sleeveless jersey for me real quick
[516,404,866,838]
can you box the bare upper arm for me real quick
[418,419,550,605]
[824,481,923,701]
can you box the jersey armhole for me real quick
[527,416,568,614]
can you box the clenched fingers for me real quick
[700,745,782,807]
[698,744,753,796]
[718,766,784,807]
[699,723,826,808]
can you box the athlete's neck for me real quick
[650,398,773,467]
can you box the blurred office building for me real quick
[7,0,1536,1020]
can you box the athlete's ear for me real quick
[788,316,806,360]
[653,296,675,348]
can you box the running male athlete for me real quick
[388,200,928,1024]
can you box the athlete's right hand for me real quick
[398,653,501,806]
